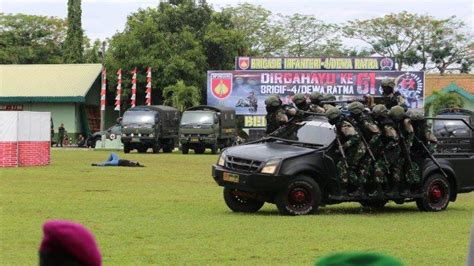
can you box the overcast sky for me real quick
[2,0,473,43]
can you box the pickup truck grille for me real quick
[225,156,263,173]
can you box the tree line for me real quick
[1,0,472,108]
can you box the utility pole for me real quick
[99,41,106,148]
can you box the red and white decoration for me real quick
[131,68,137,108]
[0,112,51,167]
[146,67,152,106]
[100,68,107,111]
[115,69,122,111]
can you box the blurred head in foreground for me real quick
[315,252,404,266]
[39,220,101,266]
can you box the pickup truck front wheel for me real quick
[276,176,321,216]
[416,173,450,212]
[223,188,264,213]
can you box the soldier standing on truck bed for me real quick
[347,102,387,197]
[389,106,421,195]
[371,104,402,197]
[408,110,438,155]
[381,78,408,111]
[265,95,288,134]
[309,92,326,114]
[327,107,367,197]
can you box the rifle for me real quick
[414,135,448,178]
[268,117,296,137]
[334,127,349,168]
[346,117,376,162]
[321,96,385,106]
[397,123,415,171]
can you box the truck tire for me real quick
[360,200,388,209]
[275,176,321,216]
[223,188,264,213]
[195,147,205,154]
[124,144,131,154]
[416,173,450,212]
[211,144,218,154]
[152,143,161,154]
[181,145,189,154]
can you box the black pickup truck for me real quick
[212,116,474,215]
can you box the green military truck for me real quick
[121,105,180,153]
[179,106,236,154]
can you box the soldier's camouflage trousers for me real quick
[385,147,402,184]
[336,143,366,186]
[359,155,388,185]
[401,159,421,185]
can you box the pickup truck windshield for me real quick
[181,112,214,125]
[275,120,336,146]
[122,111,155,125]
[434,119,471,138]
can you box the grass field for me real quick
[1,149,473,265]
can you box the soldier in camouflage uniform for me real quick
[371,104,402,197]
[322,94,337,112]
[265,95,288,134]
[347,102,387,197]
[381,78,408,111]
[327,107,367,197]
[408,110,438,155]
[389,106,421,194]
[309,92,326,113]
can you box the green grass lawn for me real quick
[1,149,473,265]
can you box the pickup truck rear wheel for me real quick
[181,145,189,154]
[223,188,264,213]
[276,176,321,216]
[416,173,450,212]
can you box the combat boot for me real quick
[330,181,348,200]
[349,187,366,199]
[385,182,400,198]
[368,183,384,199]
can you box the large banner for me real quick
[235,57,396,71]
[207,71,424,115]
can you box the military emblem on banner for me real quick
[380,57,394,70]
[238,57,250,70]
[211,73,233,100]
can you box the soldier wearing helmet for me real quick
[347,102,387,197]
[309,92,325,113]
[327,107,367,198]
[265,95,288,134]
[322,94,337,112]
[389,106,421,194]
[371,104,402,197]
[381,78,407,111]
[408,110,437,155]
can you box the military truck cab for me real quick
[212,115,474,215]
[179,106,236,154]
[121,105,179,153]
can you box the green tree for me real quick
[283,14,340,57]
[344,12,420,70]
[64,0,84,63]
[223,3,287,56]
[426,17,473,74]
[106,0,248,104]
[0,13,66,64]
[83,38,101,63]
[163,80,201,112]
[425,91,465,115]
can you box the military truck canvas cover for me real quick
[127,105,180,134]
[186,105,236,136]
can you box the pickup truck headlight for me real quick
[217,151,227,166]
[260,159,282,174]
